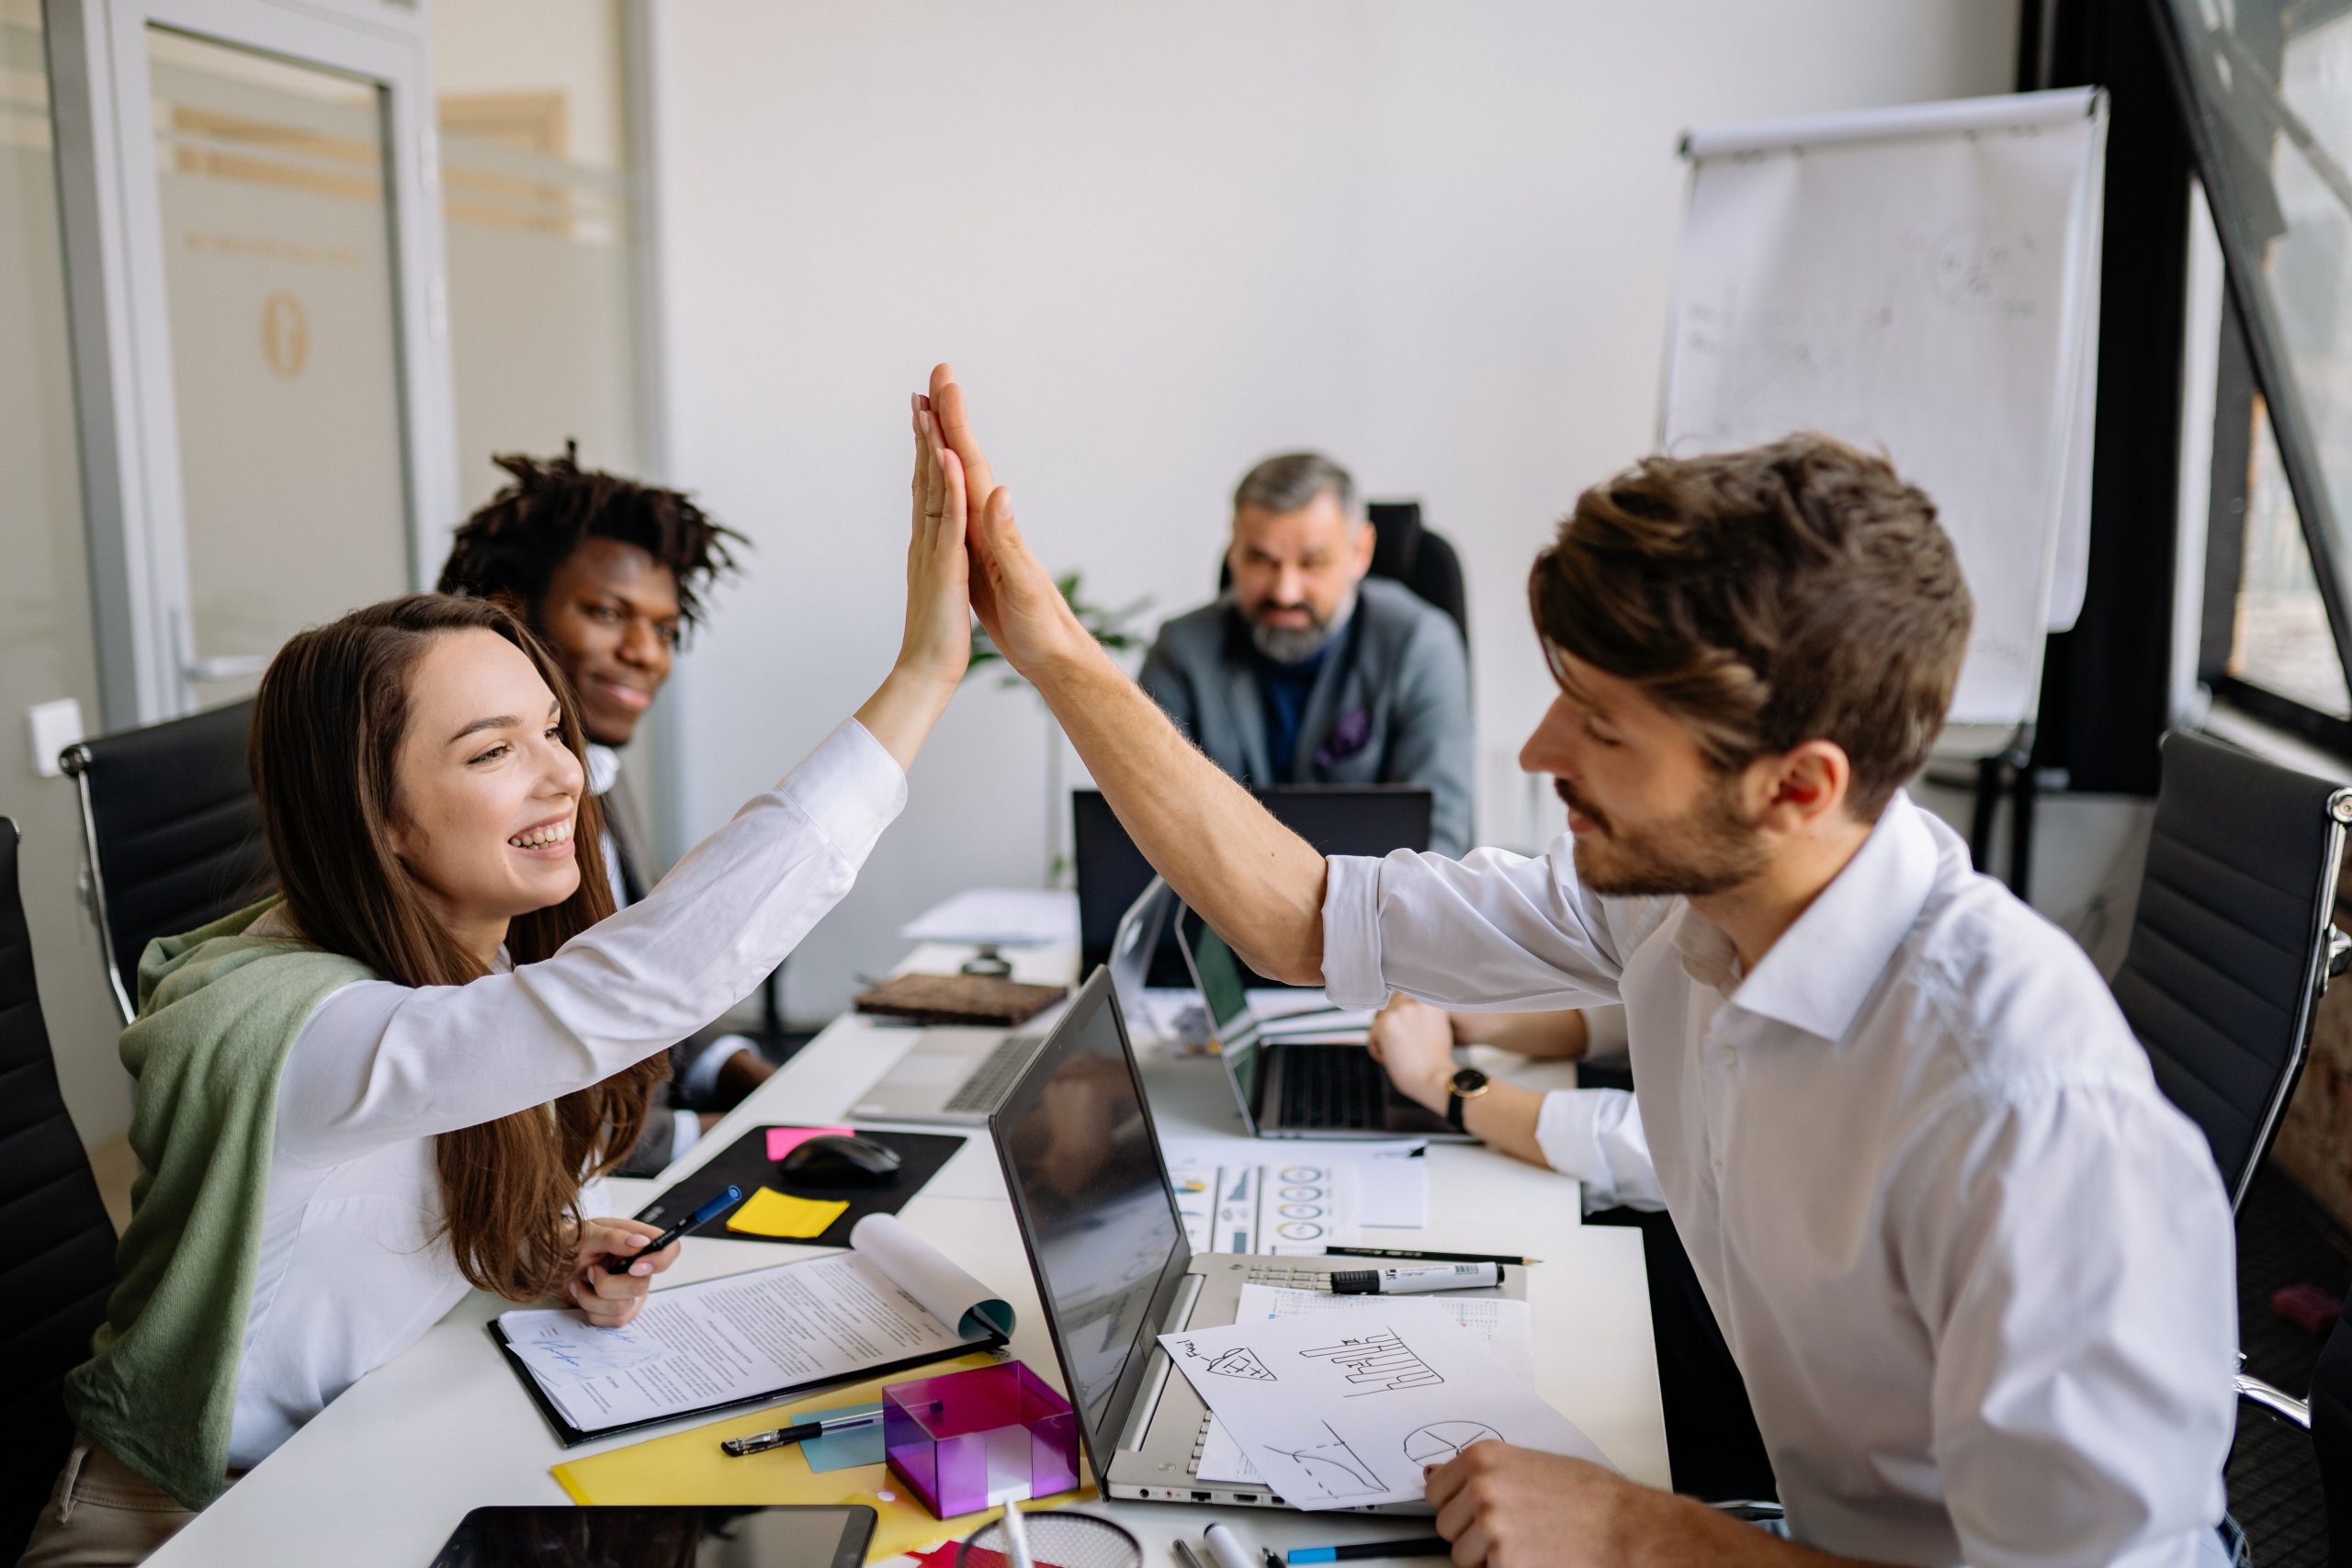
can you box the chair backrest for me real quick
[59,699,270,1024]
[0,818,119,1562]
[2113,729,2352,1211]
[1215,500,1472,659]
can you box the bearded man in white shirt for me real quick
[926,362,2237,1568]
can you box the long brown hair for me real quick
[250,593,663,1300]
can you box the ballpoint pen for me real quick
[720,1399,942,1457]
[1287,1539,1452,1562]
[605,1185,743,1273]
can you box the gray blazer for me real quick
[1137,577,1474,855]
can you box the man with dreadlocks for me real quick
[438,443,766,1175]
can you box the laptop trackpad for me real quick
[888,1053,971,1086]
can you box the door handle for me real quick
[183,654,271,682]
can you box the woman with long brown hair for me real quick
[22,396,978,1568]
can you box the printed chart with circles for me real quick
[1163,1151,1356,1255]
[1402,1421,1502,1466]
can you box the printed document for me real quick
[499,1213,1009,1434]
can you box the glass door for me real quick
[48,0,456,722]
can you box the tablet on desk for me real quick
[426,1503,876,1568]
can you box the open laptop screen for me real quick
[1108,876,1176,1028]
[1181,910,1261,1113]
[990,969,1192,1463]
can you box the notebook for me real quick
[853,973,1068,1027]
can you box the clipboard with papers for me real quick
[490,1213,1013,1446]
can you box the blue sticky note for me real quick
[796,1401,886,1473]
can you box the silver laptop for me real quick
[988,966,1523,1509]
[1179,909,1462,1142]
[849,878,1178,1126]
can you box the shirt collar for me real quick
[585,742,620,798]
[1686,790,1940,1042]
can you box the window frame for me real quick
[44,0,458,727]
[2153,0,2352,759]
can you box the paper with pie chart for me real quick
[1159,1300,1613,1509]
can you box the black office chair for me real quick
[0,818,119,1562]
[2231,1291,2352,1563]
[1217,500,1472,660]
[59,699,272,1024]
[2112,729,2352,1213]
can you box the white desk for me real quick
[145,938,1664,1566]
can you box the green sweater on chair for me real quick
[62,900,375,1509]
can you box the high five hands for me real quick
[923,363,1099,682]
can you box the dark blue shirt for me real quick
[1255,644,1328,779]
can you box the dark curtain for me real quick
[2018,0,2197,795]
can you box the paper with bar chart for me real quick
[1159,1299,1612,1509]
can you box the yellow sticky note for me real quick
[727,1186,849,1239]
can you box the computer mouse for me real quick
[779,1134,903,1187]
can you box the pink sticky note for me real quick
[766,1124,854,1162]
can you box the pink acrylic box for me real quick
[882,1361,1080,1517]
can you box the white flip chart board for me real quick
[1662,88,2107,729]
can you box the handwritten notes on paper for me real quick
[1159,1300,1611,1510]
[1194,1284,1537,1483]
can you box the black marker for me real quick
[1323,1246,1536,1268]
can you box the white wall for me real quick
[650,1,2021,1021]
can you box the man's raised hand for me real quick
[926,363,1093,679]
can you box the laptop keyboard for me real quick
[1190,1262,1334,1483]
[1275,1045,1392,1131]
[939,1033,1043,1115]
[1238,1262,1330,1289]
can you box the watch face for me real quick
[1450,1067,1490,1094]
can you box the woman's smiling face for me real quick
[389,628,586,957]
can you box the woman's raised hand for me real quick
[899,390,974,692]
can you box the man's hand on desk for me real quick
[1366,996,1464,1113]
[1366,998,1550,1168]
[1425,1443,1889,1568]
[563,1217,681,1329]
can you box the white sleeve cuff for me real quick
[774,718,910,864]
[668,1109,701,1167]
[1320,853,1391,1008]
[681,1034,754,1103]
[1534,1087,1663,1213]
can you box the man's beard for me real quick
[1243,592,1351,665]
[1557,774,1769,898]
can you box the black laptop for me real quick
[1178,906,1461,1141]
[1074,784,1433,984]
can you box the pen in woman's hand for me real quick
[604,1185,742,1274]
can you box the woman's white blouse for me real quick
[224,719,906,1468]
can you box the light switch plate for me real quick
[28,697,85,779]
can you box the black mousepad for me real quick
[633,1125,966,1248]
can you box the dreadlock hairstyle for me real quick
[436,441,747,634]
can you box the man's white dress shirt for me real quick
[224,720,904,1469]
[1322,792,2236,1568]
